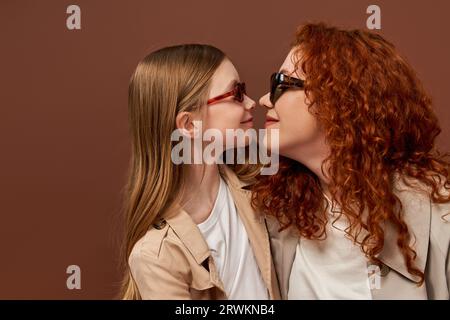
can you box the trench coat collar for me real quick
[356,176,431,283]
[218,164,279,299]
[163,165,256,265]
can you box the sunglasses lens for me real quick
[269,72,305,105]
[236,83,245,102]
[271,88,281,105]
[270,73,280,104]
[270,73,282,105]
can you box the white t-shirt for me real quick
[288,196,372,300]
[197,176,269,300]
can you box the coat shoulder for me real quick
[128,223,189,271]
[430,199,450,255]
[394,174,450,255]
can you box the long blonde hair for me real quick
[120,44,228,299]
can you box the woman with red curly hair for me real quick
[253,23,450,299]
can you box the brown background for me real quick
[0,0,449,299]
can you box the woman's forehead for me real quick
[280,48,304,79]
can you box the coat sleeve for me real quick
[129,236,192,300]
[443,209,450,298]
[436,191,450,298]
[429,196,450,299]
[447,247,450,298]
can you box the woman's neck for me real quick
[306,161,340,205]
[289,141,333,200]
[180,163,221,224]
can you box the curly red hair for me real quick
[252,23,450,284]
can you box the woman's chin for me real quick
[262,130,281,152]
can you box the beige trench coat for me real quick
[128,164,281,300]
[268,177,450,300]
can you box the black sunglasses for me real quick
[269,72,305,106]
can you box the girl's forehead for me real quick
[210,60,239,88]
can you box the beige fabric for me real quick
[128,164,281,300]
[268,177,450,300]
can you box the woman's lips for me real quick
[264,116,279,128]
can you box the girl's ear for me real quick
[175,111,196,138]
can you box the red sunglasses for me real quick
[207,82,246,105]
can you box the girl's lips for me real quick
[240,117,253,124]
